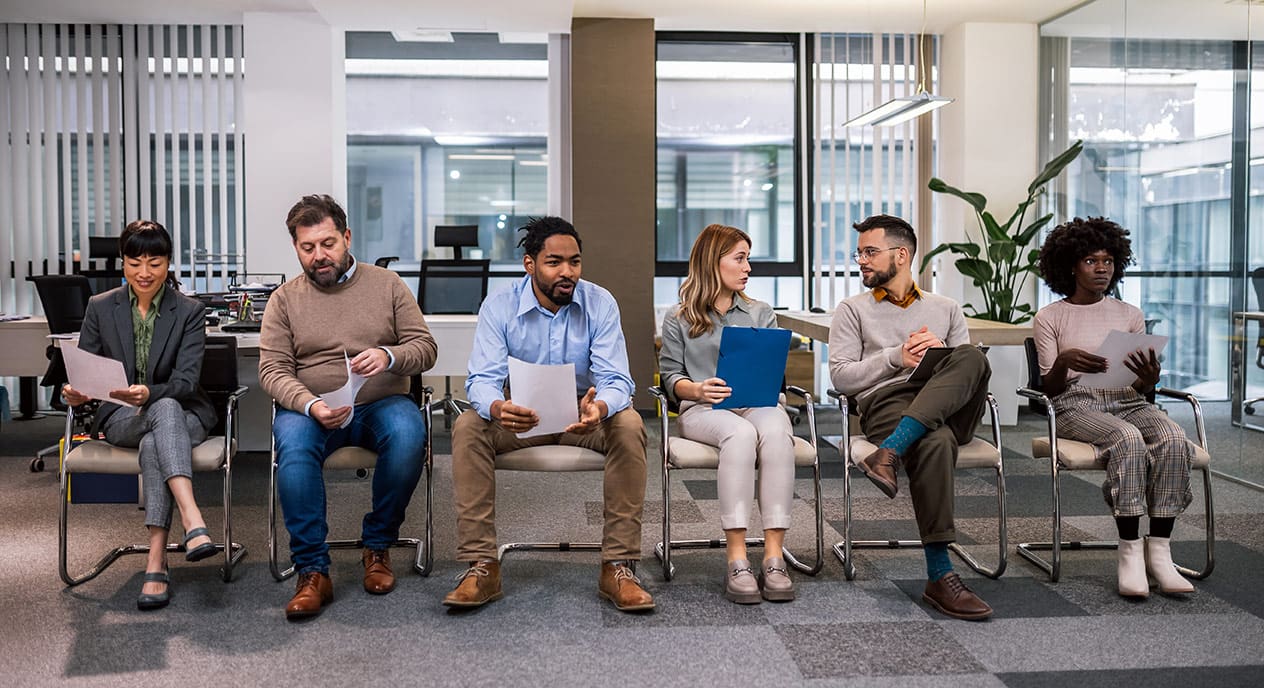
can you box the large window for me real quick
[344,32,550,288]
[654,35,801,310]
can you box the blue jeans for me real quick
[273,394,427,574]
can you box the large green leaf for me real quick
[1028,139,1084,194]
[1016,212,1054,246]
[928,177,987,213]
[981,212,1008,243]
[987,240,1017,265]
[955,257,993,285]
[1002,199,1033,235]
[917,242,980,274]
[994,287,1014,311]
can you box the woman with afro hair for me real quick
[1033,216,1196,599]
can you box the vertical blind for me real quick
[0,23,244,314]
[808,33,935,310]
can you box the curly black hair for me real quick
[1037,216,1133,297]
[517,216,583,258]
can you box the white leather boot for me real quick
[1146,536,1195,594]
[1117,538,1149,598]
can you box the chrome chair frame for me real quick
[830,389,1007,581]
[267,388,434,581]
[648,385,825,581]
[448,398,609,562]
[58,386,249,586]
[1015,384,1215,582]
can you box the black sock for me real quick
[1149,517,1175,539]
[1116,516,1140,541]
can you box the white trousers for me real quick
[677,404,795,531]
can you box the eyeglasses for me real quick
[852,246,901,264]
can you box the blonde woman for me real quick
[658,224,796,604]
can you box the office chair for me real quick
[1244,267,1264,416]
[416,257,491,426]
[29,275,94,472]
[648,386,825,581]
[1016,337,1214,583]
[59,335,248,586]
[829,389,1007,580]
[373,256,400,269]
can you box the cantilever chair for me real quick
[58,335,248,586]
[267,387,435,580]
[1245,267,1264,416]
[648,385,824,580]
[448,398,612,561]
[1016,337,1214,582]
[829,389,1007,581]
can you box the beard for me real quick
[862,262,899,289]
[306,252,352,288]
[535,275,576,307]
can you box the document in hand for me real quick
[507,357,580,437]
[906,346,988,384]
[713,326,792,410]
[61,343,135,407]
[1076,329,1169,389]
[319,351,370,428]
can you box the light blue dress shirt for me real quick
[466,275,634,420]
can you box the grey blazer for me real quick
[77,284,217,431]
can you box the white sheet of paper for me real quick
[61,343,136,407]
[507,357,579,438]
[1076,329,1170,389]
[319,351,370,428]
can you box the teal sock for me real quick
[879,416,929,456]
[924,542,953,581]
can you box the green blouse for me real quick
[129,284,166,385]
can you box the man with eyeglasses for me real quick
[828,214,994,621]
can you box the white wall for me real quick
[242,11,347,278]
[938,22,1040,308]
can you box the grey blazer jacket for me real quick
[77,284,217,431]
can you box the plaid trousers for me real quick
[1051,385,1193,519]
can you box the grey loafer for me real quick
[137,571,171,611]
[761,557,795,602]
[725,559,761,604]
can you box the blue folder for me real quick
[713,326,792,409]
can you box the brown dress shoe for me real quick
[362,548,396,595]
[286,571,333,621]
[443,560,503,608]
[922,572,992,621]
[599,561,655,612]
[858,447,900,498]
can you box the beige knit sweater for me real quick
[259,262,437,413]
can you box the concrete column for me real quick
[570,18,656,409]
[242,12,346,279]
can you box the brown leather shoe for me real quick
[922,572,992,621]
[858,447,900,498]
[599,561,655,612]
[285,571,333,621]
[362,548,396,595]
[442,560,503,608]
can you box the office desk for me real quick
[0,316,52,418]
[1231,311,1264,430]
[774,310,1033,346]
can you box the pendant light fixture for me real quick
[844,0,952,127]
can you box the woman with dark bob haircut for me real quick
[62,220,221,610]
[1033,216,1196,599]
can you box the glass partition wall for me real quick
[1041,0,1264,488]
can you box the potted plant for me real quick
[919,139,1084,324]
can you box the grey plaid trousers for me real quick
[1051,385,1193,519]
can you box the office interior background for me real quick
[1,3,1263,684]
[4,0,1261,486]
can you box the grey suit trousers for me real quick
[103,397,207,530]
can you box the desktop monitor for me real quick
[87,236,121,267]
